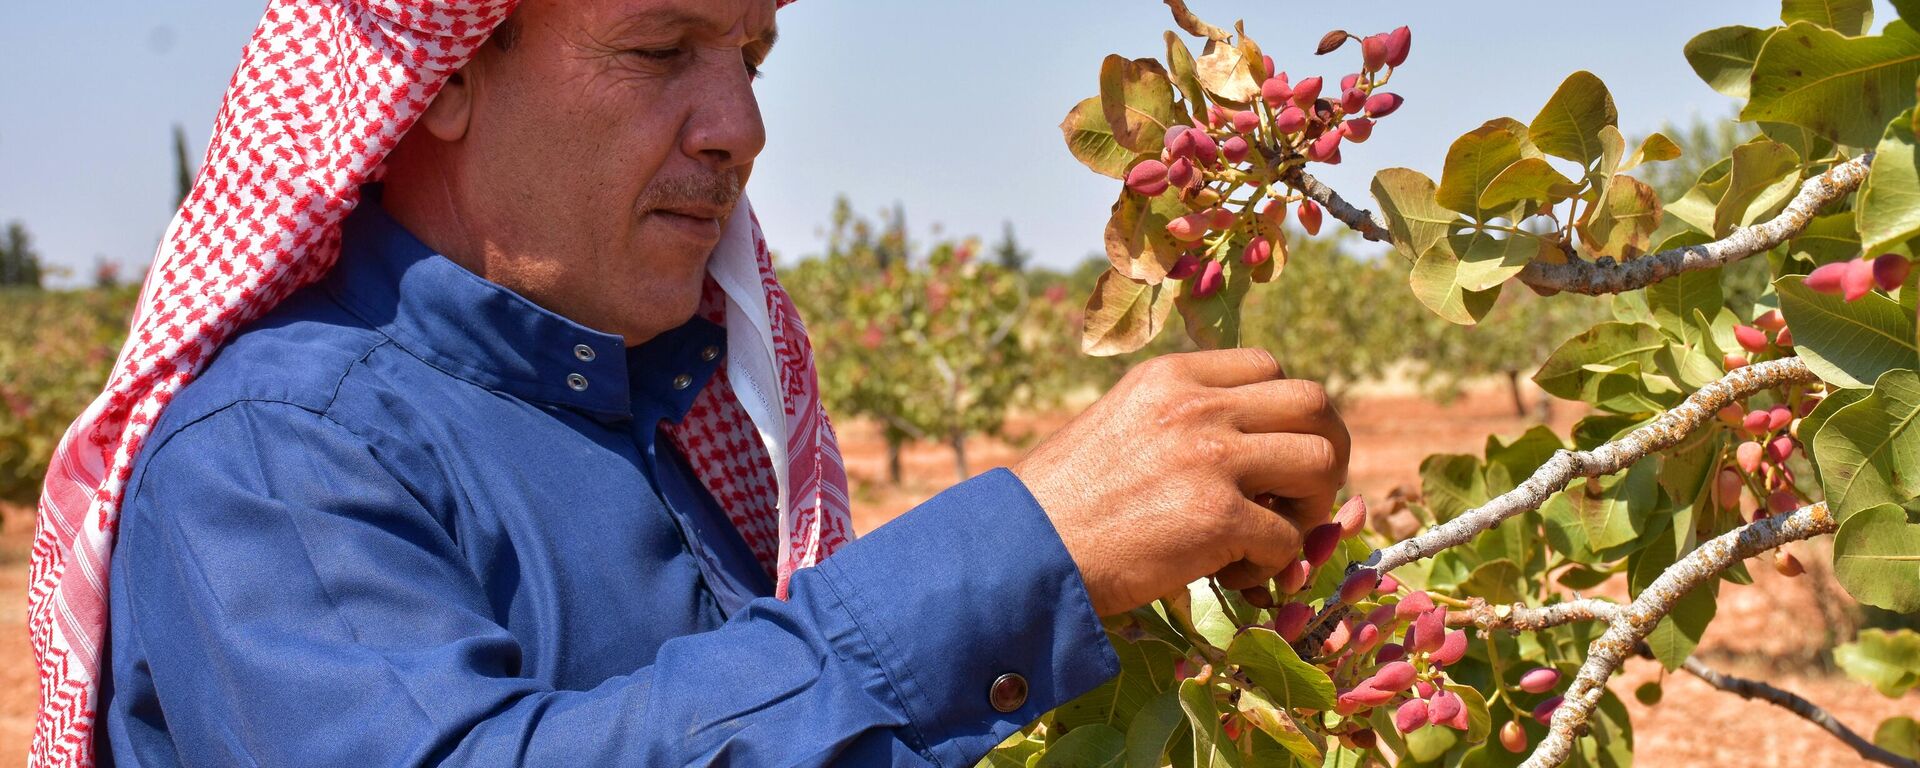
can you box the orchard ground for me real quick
[0,381,1911,764]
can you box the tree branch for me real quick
[1447,597,1621,631]
[1295,357,1818,656]
[1282,155,1872,295]
[1679,656,1919,768]
[1163,0,1231,43]
[1522,502,1841,768]
[1518,155,1872,295]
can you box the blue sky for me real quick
[0,1,1887,285]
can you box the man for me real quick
[29,0,1349,765]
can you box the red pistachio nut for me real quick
[1532,695,1564,726]
[1165,124,1196,158]
[1395,591,1434,621]
[1370,660,1418,692]
[1335,495,1367,537]
[1714,468,1744,510]
[1431,629,1468,666]
[1340,72,1360,92]
[1125,160,1169,197]
[1518,667,1560,694]
[1723,352,1749,370]
[1222,135,1251,164]
[1342,118,1374,143]
[1262,75,1294,110]
[1364,91,1403,118]
[1276,558,1312,594]
[1394,698,1430,733]
[1875,253,1911,292]
[1192,259,1225,298]
[1767,406,1792,432]
[1717,404,1745,427]
[1742,409,1771,436]
[1307,129,1343,161]
[1241,235,1273,266]
[1754,309,1786,332]
[1428,689,1464,727]
[1291,76,1324,110]
[1736,440,1764,474]
[1734,324,1768,354]
[1767,434,1796,463]
[1775,325,1794,347]
[1205,207,1236,231]
[1803,261,1848,295]
[1298,199,1324,235]
[1274,105,1308,134]
[1377,643,1406,663]
[1274,601,1314,642]
[1845,257,1877,301]
[1500,720,1529,753]
[1339,568,1379,603]
[1353,622,1383,653]
[1385,26,1412,67]
[1412,608,1446,654]
[1230,109,1261,134]
[1341,87,1367,114]
[1167,252,1203,280]
[1166,213,1208,242]
[1775,549,1806,577]
[1766,489,1799,516]
[1166,157,1196,188]
[1303,523,1344,567]
[1361,34,1389,71]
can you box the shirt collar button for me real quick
[700,345,721,362]
[574,344,596,362]
[567,373,590,392]
[672,373,693,391]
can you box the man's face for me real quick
[404,0,776,345]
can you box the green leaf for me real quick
[1165,32,1208,123]
[1832,504,1920,612]
[1479,157,1579,210]
[1225,628,1338,711]
[1083,269,1178,356]
[1035,723,1126,768]
[1235,689,1324,765]
[1782,0,1874,35]
[1859,109,1920,254]
[1057,634,1177,731]
[1713,138,1802,238]
[1451,229,1542,292]
[1439,120,1533,217]
[1534,322,1666,406]
[1062,96,1137,179]
[1176,259,1250,349]
[1447,683,1494,744]
[1742,20,1920,148]
[1801,386,1871,472]
[1623,132,1685,171]
[1789,212,1865,266]
[1422,454,1489,523]
[1126,690,1191,768]
[1101,55,1178,153]
[1685,25,1774,100]
[1410,238,1503,325]
[1187,579,1241,650]
[1813,369,1920,519]
[1646,265,1725,341]
[1632,525,1718,670]
[1666,156,1735,235]
[1834,628,1920,697]
[1177,679,1242,768]
[1776,276,1920,388]
[1529,71,1619,165]
[1574,460,1660,551]
[1579,174,1663,260]
[1876,716,1920,760]
[1372,168,1458,262]
[1463,558,1527,604]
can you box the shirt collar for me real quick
[325,187,725,424]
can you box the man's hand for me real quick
[1012,348,1350,617]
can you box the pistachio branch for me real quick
[1522,502,1840,768]
[1678,656,1919,768]
[1162,0,1231,43]
[1282,155,1872,295]
[1295,356,1818,656]
[1447,597,1621,631]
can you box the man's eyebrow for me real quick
[747,24,778,59]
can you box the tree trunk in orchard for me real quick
[885,433,904,486]
[948,432,967,480]
[1505,369,1527,418]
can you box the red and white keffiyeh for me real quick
[26,2,851,765]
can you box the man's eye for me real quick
[629,47,684,63]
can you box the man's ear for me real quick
[418,68,475,142]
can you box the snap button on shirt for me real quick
[990,673,1029,713]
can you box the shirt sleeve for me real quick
[107,400,1118,767]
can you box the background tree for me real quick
[0,222,43,289]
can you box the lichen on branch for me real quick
[1282,155,1872,295]
[1522,502,1840,768]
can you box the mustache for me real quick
[640,171,743,214]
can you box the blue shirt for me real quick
[98,193,1118,767]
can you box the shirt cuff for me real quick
[812,467,1119,767]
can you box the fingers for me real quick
[1215,558,1281,590]
[1219,379,1349,448]
[1162,348,1285,389]
[1228,431,1348,500]
[1224,497,1307,573]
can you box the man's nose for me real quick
[683,57,767,172]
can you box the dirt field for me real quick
[1,382,1912,765]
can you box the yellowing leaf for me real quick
[1438,119,1531,217]
[1083,269,1177,356]
[1685,25,1773,100]
[1194,38,1258,108]
[1713,138,1801,237]
[1530,71,1619,165]
[1371,168,1457,261]
[1061,96,1137,179]
[1100,55,1178,153]
[1579,175,1663,259]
